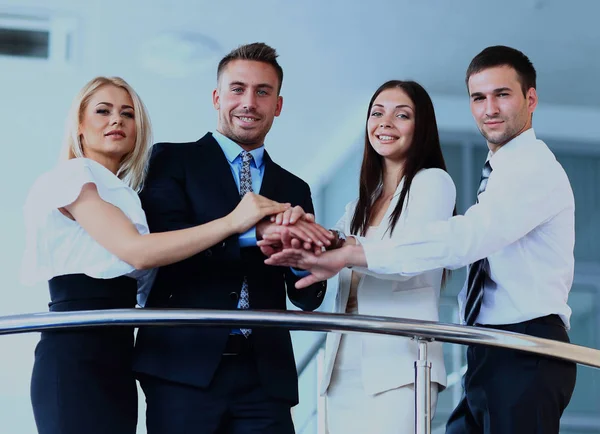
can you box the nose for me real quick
[379,114,393,128]
[485,98,500,117]
[110,113,123,126]
[242,92,257,110]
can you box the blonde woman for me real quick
[21,76,289,434]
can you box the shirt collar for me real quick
[487,128,536,170]
[212,130,265,168]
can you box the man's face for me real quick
[468,65,537,152]
[213,60,283,149]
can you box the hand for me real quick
[264,247,349,288]
[226,193,290,234]
[257,230,322,257]
[270,205,316,226]
[258,218,333,248]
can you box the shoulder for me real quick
[267,158,311,192]
[411,168,456,193]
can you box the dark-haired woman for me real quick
[264,80,456,433]
[322,80,455,432]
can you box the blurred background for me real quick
[0,0,598,432]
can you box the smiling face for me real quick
[212,59,283,150]
[78,84,137,165]
[367,87,415,163]
[468,65,537,152]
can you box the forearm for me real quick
[341,243,368,268]
[125,217,236,269]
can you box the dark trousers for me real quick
[139,341,295,434]
[446,315,577,434]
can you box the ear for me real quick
[212,88,220,110]
[526,87,538,114]
[274,95,283,117]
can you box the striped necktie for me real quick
[464,161,492,326]
[237,151,253,337]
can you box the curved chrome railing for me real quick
[1,309,599,434]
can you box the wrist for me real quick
[327,229,347,250]
[343,244,367,268]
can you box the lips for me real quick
[235,115,260,123]
[105,130,126,138]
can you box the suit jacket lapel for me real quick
[258,151,280,200]
[197,133,241,214]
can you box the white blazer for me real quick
[320,168,456,396]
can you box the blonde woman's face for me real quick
[79,85,137,163]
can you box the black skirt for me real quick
[31,273,138,434]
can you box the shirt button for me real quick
[229,292,239,301]
[221,241,227,248]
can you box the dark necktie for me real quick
[464,161,492,326]
[238,151,253,337]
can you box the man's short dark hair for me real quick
[466,45,536,96]
[217,42,284,93]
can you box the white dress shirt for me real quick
[21,158,152,287]
[358,129,575,328]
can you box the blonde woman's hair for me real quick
[62,76,153,192]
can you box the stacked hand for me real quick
[256,206,334,257]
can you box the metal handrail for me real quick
[2,308,599,434]
[0,308,598,369]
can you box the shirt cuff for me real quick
[356,236,385,273]
[239,227,257,248]
[290,267,310,277]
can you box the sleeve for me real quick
[139,144,240,278]
[284,184,327,311]
[352,169,456,281]
[359,159,570,275]
[35,158,99,212]
[20,159,101,286]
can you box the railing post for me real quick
[415,339,432,434]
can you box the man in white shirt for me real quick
[264,45,577,434]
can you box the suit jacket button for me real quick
[229,292,239,301]
[221,241,227,248]
[205,249,213,257]
[317,290,323,298]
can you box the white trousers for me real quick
[325,333,439,434]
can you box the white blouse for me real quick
[21,157,151,286]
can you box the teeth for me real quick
[239,117,256,122]
[378,135,396,141]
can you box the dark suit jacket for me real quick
[133,133,326,404]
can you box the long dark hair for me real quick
[350,80,450,237]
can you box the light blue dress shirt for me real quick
[213,131,309,278]
[213,131,264,247]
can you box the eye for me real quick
[257,89,268,96]
[472,96,485,102]
[122,111,134,119]
[370,111,382,117]
[232,87,243,94]
[498,93,509,97]
[96,108,110,115]
[396,113,410,119]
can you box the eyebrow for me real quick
[95,102,134,110]
[229,81,275,90]
[470,87,512,98]
[371,103,414,111]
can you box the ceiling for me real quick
[1,0,599,185]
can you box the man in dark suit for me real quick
[133,42,329,434]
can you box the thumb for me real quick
[296,274,318,289]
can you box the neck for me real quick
[487,123,532,154]
[84,152,121,175]
[216,128,264,152]
[382,158,405,196]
